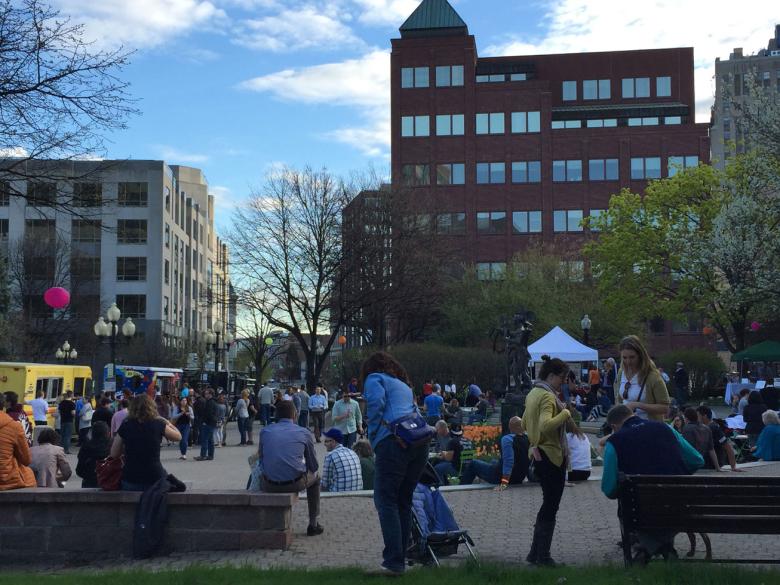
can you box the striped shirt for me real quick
[321,445,363,492]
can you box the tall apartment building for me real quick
[711,25,780,167]
[0,159,233,362]
[387,0,710,350]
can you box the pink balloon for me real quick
[750,321,761,332]
[43,287,70,309]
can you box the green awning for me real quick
[732,341,780,362]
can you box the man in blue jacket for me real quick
[601,404,703,563]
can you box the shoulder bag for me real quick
[96,455,124,491]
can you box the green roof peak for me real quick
[399,0,468,37]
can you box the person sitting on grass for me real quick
[460,416,529,488]
[752,410,780,461]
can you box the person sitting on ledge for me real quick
[460,416,529,488]
[258,400,324,536]
[752,409,780,461]
[0,392,36,491]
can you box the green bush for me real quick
[657,349,726,399]
[342,342,505,394]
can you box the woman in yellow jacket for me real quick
[522,356,574,566]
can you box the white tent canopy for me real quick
[528,326,598,363]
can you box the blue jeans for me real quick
[177,423,190,455]
[237,417,248,444]
[373,437,429,573]
[200,423,215,458]
[460,459,502,485]
[298,410,309,428]
[61,421,74,454]
[344,431,357,449]
[121,479,152,491]
[434,461,458,485]
[259,404,271,425]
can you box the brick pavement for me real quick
[30,423,780,574]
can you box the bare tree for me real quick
[0,0,137,213]
[229,167,350,391]
[235,303,286,381]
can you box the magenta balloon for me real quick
[750,321,761,332]
[43,287,70,309]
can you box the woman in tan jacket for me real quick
[615,335,670,422]
[0,392,36,491]
[522,356,575,567]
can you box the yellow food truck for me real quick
[0,362,93,424]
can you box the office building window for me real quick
[165,186,170,212]
[586,119,618,128]
[562,80,577,101]
[401,164,430,186]
[622,77,650,98]
[664,116,682,125]
[25,219,56,241]
[165,223,170,247]
[476,112,505,135]
[477,211,507,234]
[476,262,506,281]
[667,156,699,177]
[436,114,464,136]
[435,65,464,87]
[589,209,605,231]
[0,181,9,206]
[0,219,8,242]
[71,256,101,280]
[118,182,148,207]
[476,162,505,184]
[553,209,584,232]
[511,161,541,183]
[552,120,582,129]
[583,79,610,100]
[71,220,101,243]
[401,115,430,137]
[510,73,527,81]
[630,157,662,179]
[436,212,466,235]
[656,76,671,96]
[512,211,542,234]
[558,261,585,282]
[27,182,56,206]
[164,259,170,284]
[437,164,465,185]
[552,160,582,182]
[117,219,147,244]
[476,74,506,83]
[588,158,619,181]
[511,111,541,133]
[72,183,102,207]
[116,257,147,281]
[401,67,429,88]
[116,294,146,318]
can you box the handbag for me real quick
[96,455,124,491]
[384,411,435,449]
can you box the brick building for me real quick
[385,0,711,351]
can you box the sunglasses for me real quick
[622,380,632,401]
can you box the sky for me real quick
[47,0,778,230]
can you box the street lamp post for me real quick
[55,341,78,365]
[581,314,592,346]
[94,303,136,388]
[338,334,347,387]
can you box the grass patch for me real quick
[0,563,777,585]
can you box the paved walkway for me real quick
[34,423,780,573]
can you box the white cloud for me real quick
[482,0,778,122]
[53,0,227,49]
[352,0,420,26]
[0,147,29,158]
[234,6,362,51]
[239,49,390,156]
[154,145,210,164]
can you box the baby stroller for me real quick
[408,462,477,567]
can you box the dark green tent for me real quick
[732,341,780,362]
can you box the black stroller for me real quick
[408,462,477,567]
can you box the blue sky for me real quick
[48,0,777,229]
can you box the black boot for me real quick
[526,523,542,564]
[534,521,562,567]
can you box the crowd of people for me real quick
[1,335,779,572]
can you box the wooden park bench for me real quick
[618,474,780,566]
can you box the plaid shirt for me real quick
[321,445,363,492]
